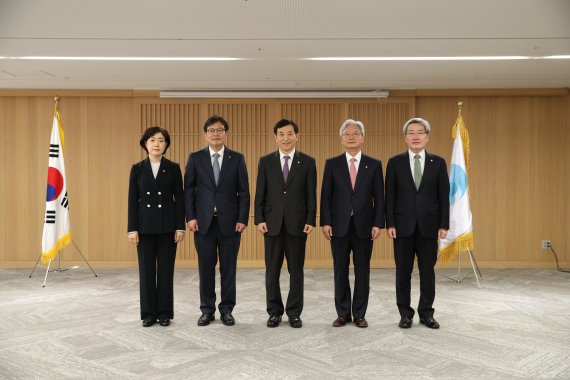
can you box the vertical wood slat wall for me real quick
[0,93,568,268]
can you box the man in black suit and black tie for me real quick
[385,117,449,329]
[320,119,384,328]
[254,119,317,328]
[184,115,250,327]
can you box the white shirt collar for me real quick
[408,149,425,160]
[279,148,295,160]
[345,151,362,163]
[209,146,225,157]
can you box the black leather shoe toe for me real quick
[419,316,440,329]
[267,314,282,328]
[142,318,155,327]
[221,313,235,326]
[159,319,170,327]
[289,316,302,328]
[399,316,412,329]
[197,313,215,326]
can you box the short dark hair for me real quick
[203,115,229,133]
[273,119,299,135]
[139,126,171,155]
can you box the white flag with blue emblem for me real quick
[439,113,474,263]
[41,98,71,264]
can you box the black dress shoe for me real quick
[419,316,440,329]
[142,318,155,327]
[289,316,302,328]
[267,314,282,328]
[220,312,235,326]
[354,318,368,328]
[333,315,351,327]
[399,316,412,329]
[159,319,170,327]
[197,313,215,326]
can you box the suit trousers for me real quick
[264,225,307,317]
[195,216,241,314]
[137,233,177,320]
[393,225,438,319]
[331,217,373,319]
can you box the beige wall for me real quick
[0,89,568,268]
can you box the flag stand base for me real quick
[29,239,97,287]
[439,248,483,288]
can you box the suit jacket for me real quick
[254,150,317,237]
[385,151,450,239]
[128,157,185,234]
[184,146,250,237]
[320,153,385,239]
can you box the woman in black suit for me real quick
[128,126,185,327]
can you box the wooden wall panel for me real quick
[416,96,569,267]
[0,93,568,269]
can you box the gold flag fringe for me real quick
[439,232,474,265]
[41,232,72,264]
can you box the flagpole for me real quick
[30,95,98,285]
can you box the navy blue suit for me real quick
[128,157,185,320]
[184,147,250,314]
[320,153,384,319]
[385,151,449,319]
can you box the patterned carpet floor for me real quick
[1,267,569,379]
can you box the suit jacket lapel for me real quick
[353,154,370,192]
[338,154,353,191]
[401,152,416,190]
[202,147,216,187]
[217,147,231,187]
[143,158,159,190]
[419,151,435,191]
[285,151,301,186]
[272,151,286,187]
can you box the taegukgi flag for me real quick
[41,99,71,264]
[439,112,474,263]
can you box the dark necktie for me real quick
[414,154,422,190]
[283,155,290,182]
[212,152,220,185]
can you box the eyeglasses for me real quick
[342,132,362,138]
[206,128,226,135]
[406,131,427,136]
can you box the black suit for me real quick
[320,153,384,319]
[254,150,316,317]
[128,157,185,320]
[385,151,449,319]
[184,147,250,314]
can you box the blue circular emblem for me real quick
[449,164,467,205]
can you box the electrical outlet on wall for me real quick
[541,240,552,249]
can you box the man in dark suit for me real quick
[320,119,384,328]
[184,115,250,327]
[254,119,317,328]
[385,117,449,329]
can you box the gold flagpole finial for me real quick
[54,96,60,111]
[458,101,463,113]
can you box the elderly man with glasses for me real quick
[385,117,449,330]
[320,119,385,328]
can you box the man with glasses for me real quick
[320,119,384,328]
[254,119,317,328]
[385,117,449,330]
[184,115,250,327]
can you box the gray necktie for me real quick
[414,154,422,190]
[212,152,220,185]
[283,155,290,182]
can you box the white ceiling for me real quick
[1,0,569,90]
